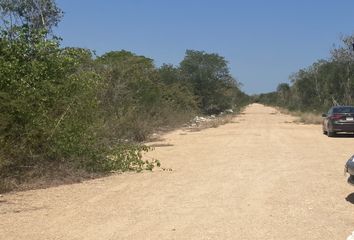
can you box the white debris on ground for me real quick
[149,110,235,139]
[193,116,209,123]
[191,115,216,126]
[347,231,354,240]
[188,110,234,128]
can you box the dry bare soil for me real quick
[1,104,354,240]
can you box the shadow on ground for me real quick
[345,193,354,204]
[333,133,354,138]
[148,143,174,148]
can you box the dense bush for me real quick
[95,51,198,141]
[0,27,157,179]
[180,50,244,114]
[0,27,97,170]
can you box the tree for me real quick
[276,83,290,106]
[259,34,354,112]
[158,64,180,85]
[330,35,354,105]
[180,50,241,113]
[0,0,63,32]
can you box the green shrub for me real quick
[0,27,162,179]
[0,27,99,172]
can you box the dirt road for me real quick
[1,104,354,240]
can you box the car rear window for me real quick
[333,107,354,113]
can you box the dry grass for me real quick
[278,108,322,125]
[296,112,323,124]
[0,164,105,194]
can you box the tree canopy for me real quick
[0,0,63,32]
[180,50,242,113]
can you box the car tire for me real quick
[327,131,336,137]
[348,175,354,186]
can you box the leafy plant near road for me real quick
[0,0,249,191]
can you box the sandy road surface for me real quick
[1,104,354,240]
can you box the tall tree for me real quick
[0,0,63,32]
[330,35,354,105]
[276,83,290,106]
[180,50,240,113]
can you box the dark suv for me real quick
[322,106,354,137]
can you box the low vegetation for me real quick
[277,108,323,125]
[0,0,249,192]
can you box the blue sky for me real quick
[55,0,354,94]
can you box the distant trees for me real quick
[180,50,245,114]
[257,34,354,112]
[94,49,247,140]
[95,50,198,141]
[276,83,290,107]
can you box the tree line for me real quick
[0,0,249,187]
[256,35,354,113]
